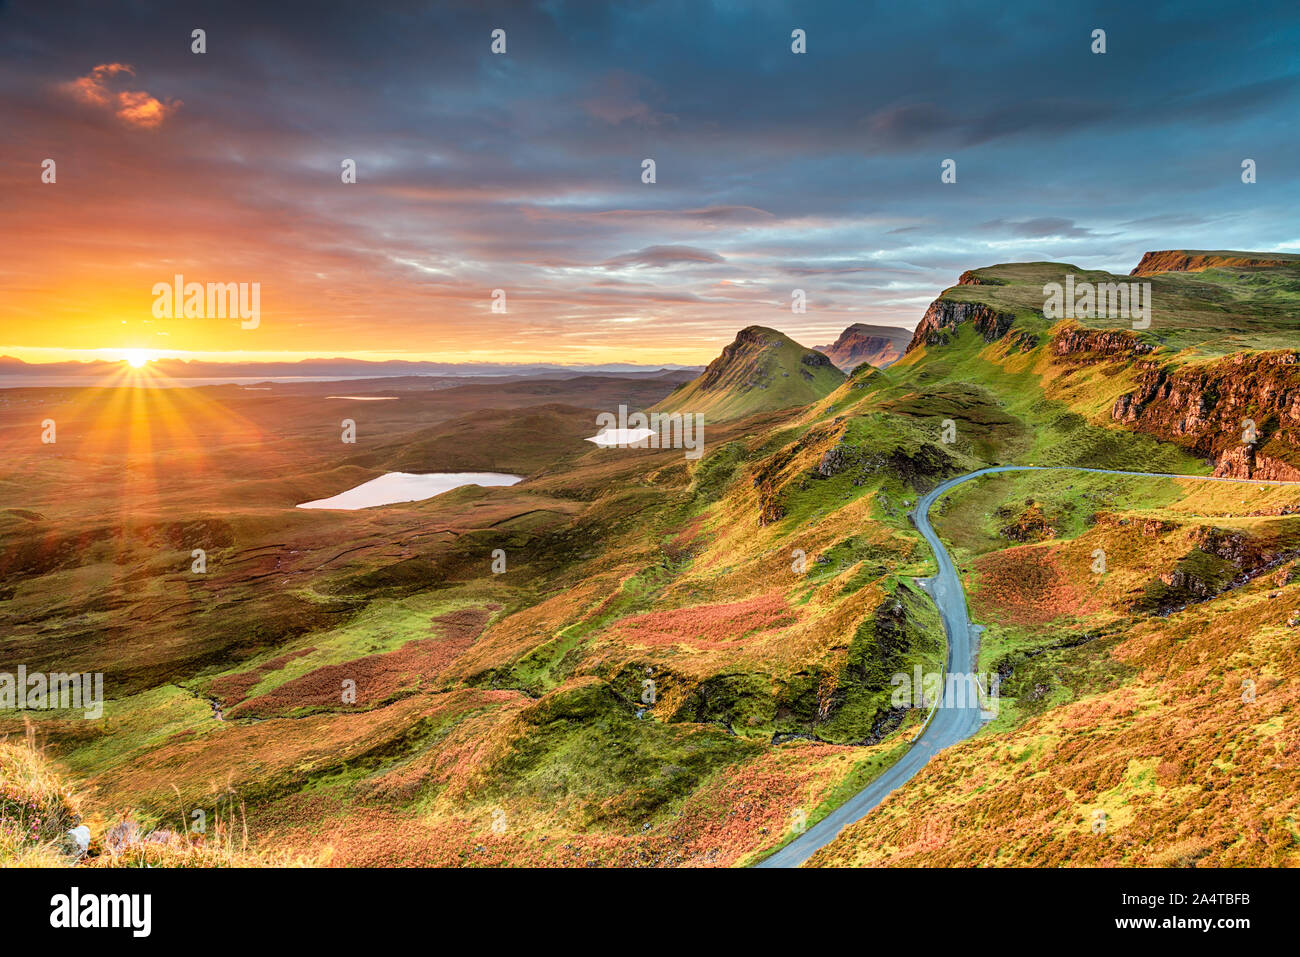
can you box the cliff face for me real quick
[815,323,912,371]
[1110,351,1300,479]
[1051,325,1155,361]
[897,257,1300,480]
[1130,250,1297,277]
[956,269,1006,286]
[905,299,1016,354]
[1210,445,1300,482]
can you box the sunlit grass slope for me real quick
[655,326,846,422]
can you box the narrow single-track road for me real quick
[759,465,1300,868]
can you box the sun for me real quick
[121,350,151,368]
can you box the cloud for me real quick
[62,63,180,128]
[6,1,1298,364]
[581,71,675,127]
[1118,213,1210,229]
[866,103,959,145]
[864,99,1114,149]
[601,245,727,268]
[531,205,775,227]
[978,218,1101,239]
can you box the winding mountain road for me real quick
[758,464,1300,868]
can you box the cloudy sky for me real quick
[2,0,1298,366]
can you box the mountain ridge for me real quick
[815,323,912,371]
[1130,249,1300,276]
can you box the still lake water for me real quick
[296,472,522,510]
[586,427,657,447]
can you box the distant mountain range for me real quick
[0,356,702,380]
[2,324,921,390]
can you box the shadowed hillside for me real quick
[815,323,912,372]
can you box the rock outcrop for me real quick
[815,323,912,371]
[1051,325,1155,361]
[956,269,1006,286]
[905,299,1016,354]
[1130,250,1298,277]
[1110,351,1300,479]
[1136,525,1298,615]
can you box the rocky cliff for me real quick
[1130,250,1299,277]
[956,269,1006,286]
[815,323,912,371]
[1050,325,1155,361]
[1111,351,1300,479]
[905,298,1017,353]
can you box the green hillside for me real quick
[937,255,1300,360]
[654,325,846,422]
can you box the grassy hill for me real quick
[930,254,1300,359]
[654,325,846,422]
